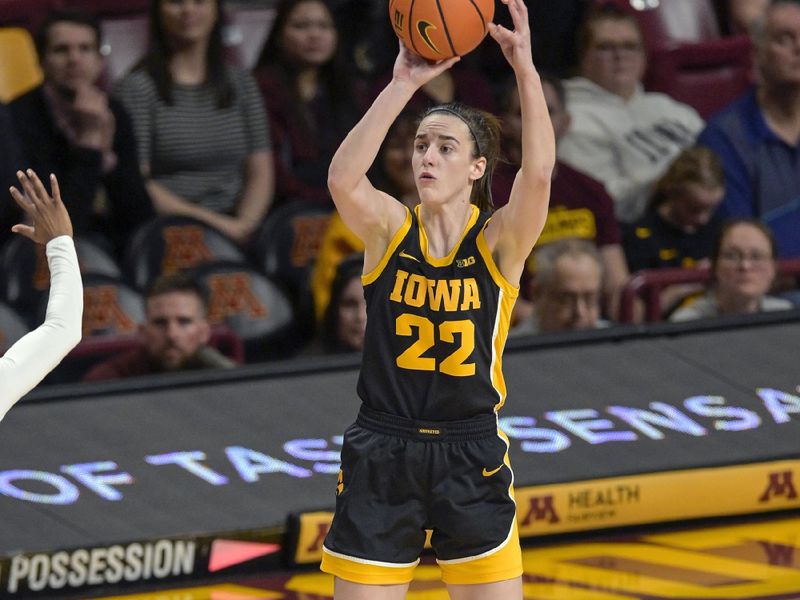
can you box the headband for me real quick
[425,107,483,157]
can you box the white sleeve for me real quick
[0,236,83,420]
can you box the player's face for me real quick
[758,3,800,86]
[581,19,645,98]
[159,0,218,47]
[668,183,723,232]
[413,114,485,205]
[336,277,367,351]
[42,22,104,94]
[715,224,776,305]
[280,1,337,67]
[537,255,602,332]
[142,291,211,371]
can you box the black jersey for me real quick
[357,205,519,421]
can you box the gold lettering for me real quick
[390,269,409,302]
[460,278,481,310]
[404,274,427,307]
[427,279,461,311]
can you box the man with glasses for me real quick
[558,4,704,224]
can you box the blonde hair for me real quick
[649,147,724,211]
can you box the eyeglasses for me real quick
[718,250,772,267]
[591,41,644,54]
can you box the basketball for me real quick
[389,0,495,61]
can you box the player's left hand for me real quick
[489,0,534,73]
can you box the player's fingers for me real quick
[15,171,39,207]
[49,174,62,205]
[11,224,35,240]
[26,169,51,205]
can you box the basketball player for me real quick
[0,170,82,420]
[320,0,554,598]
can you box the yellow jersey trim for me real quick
[361,207,412,286]
[475,220,520,299]
[321,546,419,585]
[416,204,480,267]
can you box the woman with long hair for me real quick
[115,0,274,245]
[255,0,364,206]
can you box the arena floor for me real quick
[90,513,800,600]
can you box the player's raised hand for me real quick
[9,170,73,244]
[488,0,534,75]
[392,40,460,89]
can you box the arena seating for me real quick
[0,27,42,102]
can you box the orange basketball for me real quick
[389,0,495,61]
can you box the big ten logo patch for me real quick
[83,285,137,335]
[759,470,798,503]
[294,512,333,564]
[290,214,331,269]
[518,494,560,528]
[161,225,214,275]
[206,273,268,324]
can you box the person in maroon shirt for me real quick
[494,74,629,318]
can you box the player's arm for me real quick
[484,0,556,285]
[327,44,458,269]
[0,171,82,420]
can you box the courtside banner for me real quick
[0,317,799,593]
[0,529,283,597]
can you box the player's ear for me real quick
[469,157,487,182]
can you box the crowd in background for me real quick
[0,0,799,383]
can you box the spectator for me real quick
[494,74,629,318]
[697,0,800,257]
[726,0,771,34]
[8,9,153,257]
[558,3,704,223]
[115,0,273,247]
[0,103,24,247]
[624,147,725,272]
[514,239,610,335]
[315,254,366,354]
[254,0,364,207]
[670,219,793,321]
[83,273,235,380]
[310,110,418,321]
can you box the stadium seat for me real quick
[0,27,43,103]
[0,236,51,320]
[252,201,334,298]
[124,216,246,291]
[189,260,296,361]
[0,302,30,354]
[618,258,800,323]
[645,35,753,118]
[77,273,145,337]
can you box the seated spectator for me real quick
[670,219,793,322]
[726,0,771,34]
[697,0,800,257]
[115,0,273,247]
[83,272,235,380]
[8,9,153,257]
[310,110,418,321]
[0,103,24,247]
[558,3,704,223]
[314,254,366,354]
[494,74,628,318]
[254,0,364,207]
[624,147,725,273]
[513,239,610,335]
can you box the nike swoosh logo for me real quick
[399,251,420,262]
[417,20,440,54]
[482,465,503,477]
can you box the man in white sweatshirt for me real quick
[0,170,82,420]
[558,4,704,223]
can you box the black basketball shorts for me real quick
[320,404,522,585]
